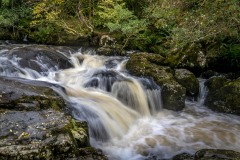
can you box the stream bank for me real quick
[0,42,240,160]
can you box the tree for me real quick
[95,0,148,49]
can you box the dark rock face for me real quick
[126,53,186,111]
[0,77,65,111]
[0,109,79,159]
[174,69,199,99]
[205,76,240,115]
[7,45,74,73]
[0,77,107,160]
[195,149,240,160]
[173,149,240,160]
[172,153,194,160]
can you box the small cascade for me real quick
[197,78,208,105]
[111,78,151,116]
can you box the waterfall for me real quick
[0,45,240,160]
[197,78,208,105]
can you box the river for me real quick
[0,44,240,160]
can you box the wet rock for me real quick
[84,70,126,92]
[172,153,194,160]
[0,77,65,111]
[7,45,74,73]
[0,77,107,160]
[96,46,126,56]
[126,53,186,111]
[205,76,240,115]
[161,80,186,111]
[174,69,199,99]
[126,53,172,83]
[194,149,240,160]
[0,109,106,160]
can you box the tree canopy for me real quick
[0,0,239,55]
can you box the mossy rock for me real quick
[96,46,126,56]
[126,53,186,111]
[172,153,194,160]
[173,149,240,160]
[0,109,106,160]
[194,149,240,160]
[0,77,66,111]
[165,43,206,74]
[174,69,199,99]
[0,76,107,160]
[161,80,186,111]
[205,76,240,115]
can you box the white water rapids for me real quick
[0,45,240,160]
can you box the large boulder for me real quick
[0,77,65,111]
[0,77,107,160]
[126,53,186,111]
[161,80,186,111]
[7,45,74,73]
[174,69,199,99]
[205,76,240,115]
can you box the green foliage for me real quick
[95,0,148,48]
[0,0,239,55]
[170,0,240,50]
[0,6,31,28]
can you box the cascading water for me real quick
[0,44,240,160]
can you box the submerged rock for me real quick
[0,77,107,160]
[126,53,186,111]
[174,69,199,99]
[205,76,240,115]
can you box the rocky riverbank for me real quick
[0,76,107,160]
[126,52,240,116]
[1,42,240,159]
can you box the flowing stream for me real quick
[0,44,240,159]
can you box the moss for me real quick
[205,77,240,115]
[175,69,199,98]
[53,119,90,149]
[205,77,229,90]
[195,149,240,160]
[15,95,65,111]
